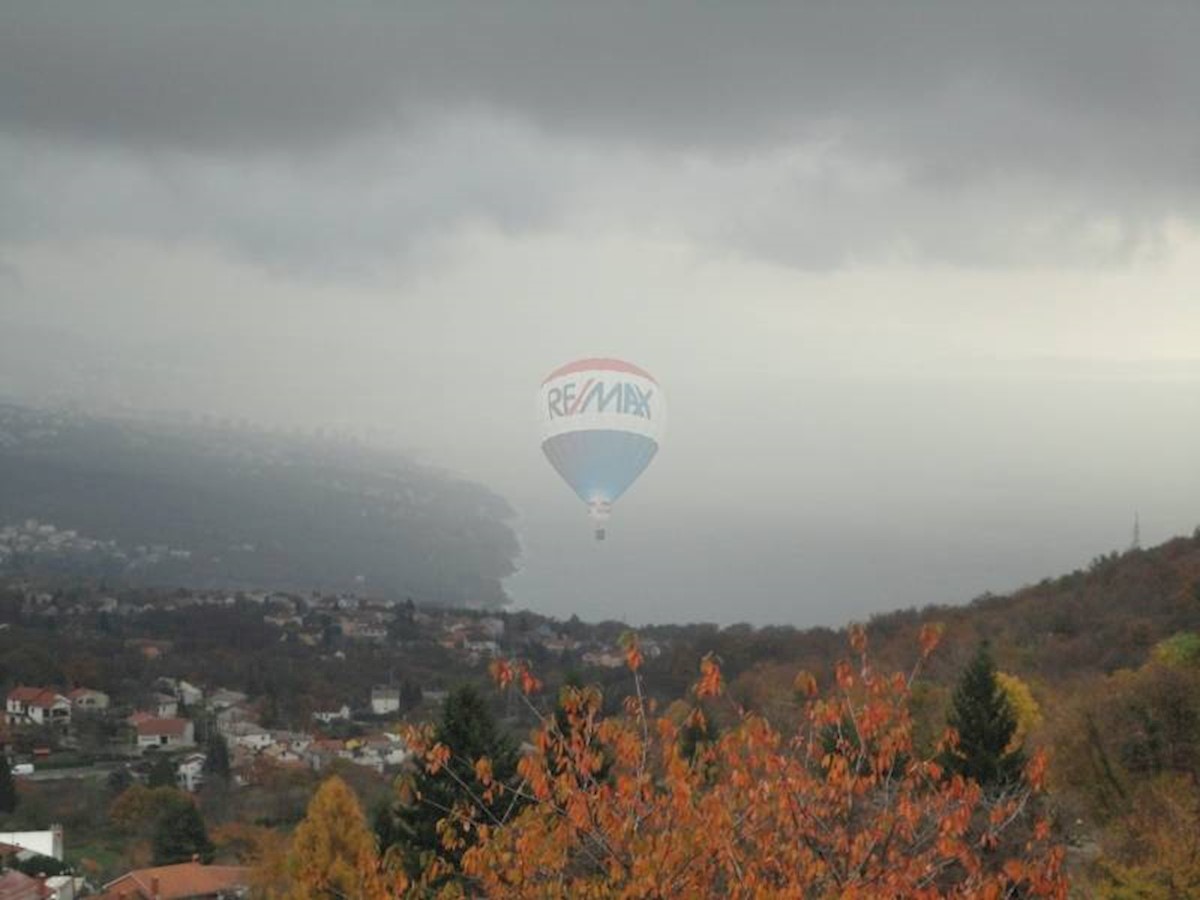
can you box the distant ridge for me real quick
[0,403,519,607]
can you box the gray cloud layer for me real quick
[2,3,1199,625]
[3,2,1198,269]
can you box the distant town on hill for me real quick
[0,403,519,608]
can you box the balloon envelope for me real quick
[538,358,665,536]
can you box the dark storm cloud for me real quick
[4,2,1198,174]
[1,1,1197,269]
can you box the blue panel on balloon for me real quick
[542,429,659,505]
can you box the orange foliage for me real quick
[387,628,1068,898]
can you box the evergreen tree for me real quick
[152,798,214,864]
[203,732,231,780]
[944,643,1025,787]
[383,685,519,869]
[0,756,18,814]
[147,753,177,789]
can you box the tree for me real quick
[0,756,18,815]
[204,732,231,781]
[286,776,385,899]
[152,797,214,865]
[400,629,1066,897]
[945,642,1025,787]
[383,684,519,869]
[110,785,185,837]
[147,753,177,789]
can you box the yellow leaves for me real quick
[793,669,819,698]
[919,621,944,658]
[996,670,1042,750]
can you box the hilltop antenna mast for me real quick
[1130,511,1141,551]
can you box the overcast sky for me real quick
[2,2,1198,626]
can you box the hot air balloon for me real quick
[538,358,665,540]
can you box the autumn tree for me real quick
[945,642,1025,787]
[286,775,390,900]
[393,626,1067,898]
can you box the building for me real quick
[99,862,251,900]
[5,688,71,727]
[312,705,350,725]
[0,870,47,900]
[152,695,179,719]
[135,718,195,751]
[223,721,271,752]
[67,688,110,712]
[175,753,207,793]
[0,826,64,861]
[175,681,204,707]
[369,686,400,716]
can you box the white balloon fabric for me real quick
[538,358,666,540]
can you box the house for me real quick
[152,694,179,719]
[155,679,203,707]
[44,875,86,900]
[135,718,195,750]
[175,753,207,793]
[99,861,251,900]
[5,689,71,727]
[312,705,350,725]
[66,688,109,712]
[0,826,64,861]
[224,722,271,752]
[176,681,204,707]
[205,689,248,712]
[369,686,400,716]
[0,870,47,900]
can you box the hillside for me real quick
[0,403,519,607]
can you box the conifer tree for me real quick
[152,797,214,864]
[382,685,518,868]
[0,756,18,815]
[147,752,177,789]
[945,642,1025,787]
[204,732,231,780]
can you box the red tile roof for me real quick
[6,687,65,709]
[100,862,250,900]
[135,717,191,737]
[0,870,48,900]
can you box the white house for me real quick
[0,825,64,860]
[135,717,195,750]
[5,687,71,726]
[370,686,400,716]
[175,753,207,792]
[226,721,273,751]
[67,688,110,711]
[312,704,351,725]
[152,694,180,718]
[176,681,204,707]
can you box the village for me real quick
[0,578,670,897]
